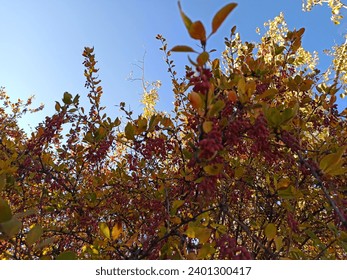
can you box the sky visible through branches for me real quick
[0,0,345,131]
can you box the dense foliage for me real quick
[0,1,346,259]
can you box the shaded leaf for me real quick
[171,45,196,52]
[125,122,135,140]
[26,224,43,246]
[197,51,209,66]
[203,164,223,176]
[202,121,213,133]
[0,217,22,238]
[264,223,276,240]
[0,197,12,223]
[56,251,77,260]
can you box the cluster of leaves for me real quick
[302,0,347,24]
[1,2,346,259]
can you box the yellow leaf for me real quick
[203,164,223,176]
[195,227,211,244]
[99,222,110,239]
[111,222,123,240]
[264,223,276,240]
[319,146,346,175]
[237,77,246,95]
[202,121,213,134]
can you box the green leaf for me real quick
[0,197,12,223]
[55,102,61,112]
[197,51,209,66]
[178,1,192,31]
[62,92,72,105]
[255,88,277,101]
[264,223,276,240]
[198,243,216,259]
[274,236,283,251]
[211,3,238,35]
[171,200,185,215]
[99,222,110,239]
[195,227,212,244]
[0,217,22,238]
[278,186,295,199]
[207,100,225,117]
[26,224,43,246]
[0,174,6,191]
[171,45,196,52]
[56,251,77,260]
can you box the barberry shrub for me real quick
[0,2,346,260]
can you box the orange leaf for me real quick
[170,45,196,52]
[189,21,206,43]
[211,3,237,35]
[111,222,123,240]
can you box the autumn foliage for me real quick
[1,2,347,259]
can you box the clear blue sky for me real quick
[0,0,346,131]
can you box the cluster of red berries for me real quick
[216,234,252,260]
[198,126,223,160]
[187,67,213,95]
[280,130,301,152]
[86,138,113,162]
[27,113,65,155]
[248,114,271,158]
[287,212,299,233]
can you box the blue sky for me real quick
[0,0,346,131]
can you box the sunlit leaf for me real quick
[99,222,110,239]
[189,21,206,43]
[211,3,237,35]
[111,222,123,240]
[178,1,192,31]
